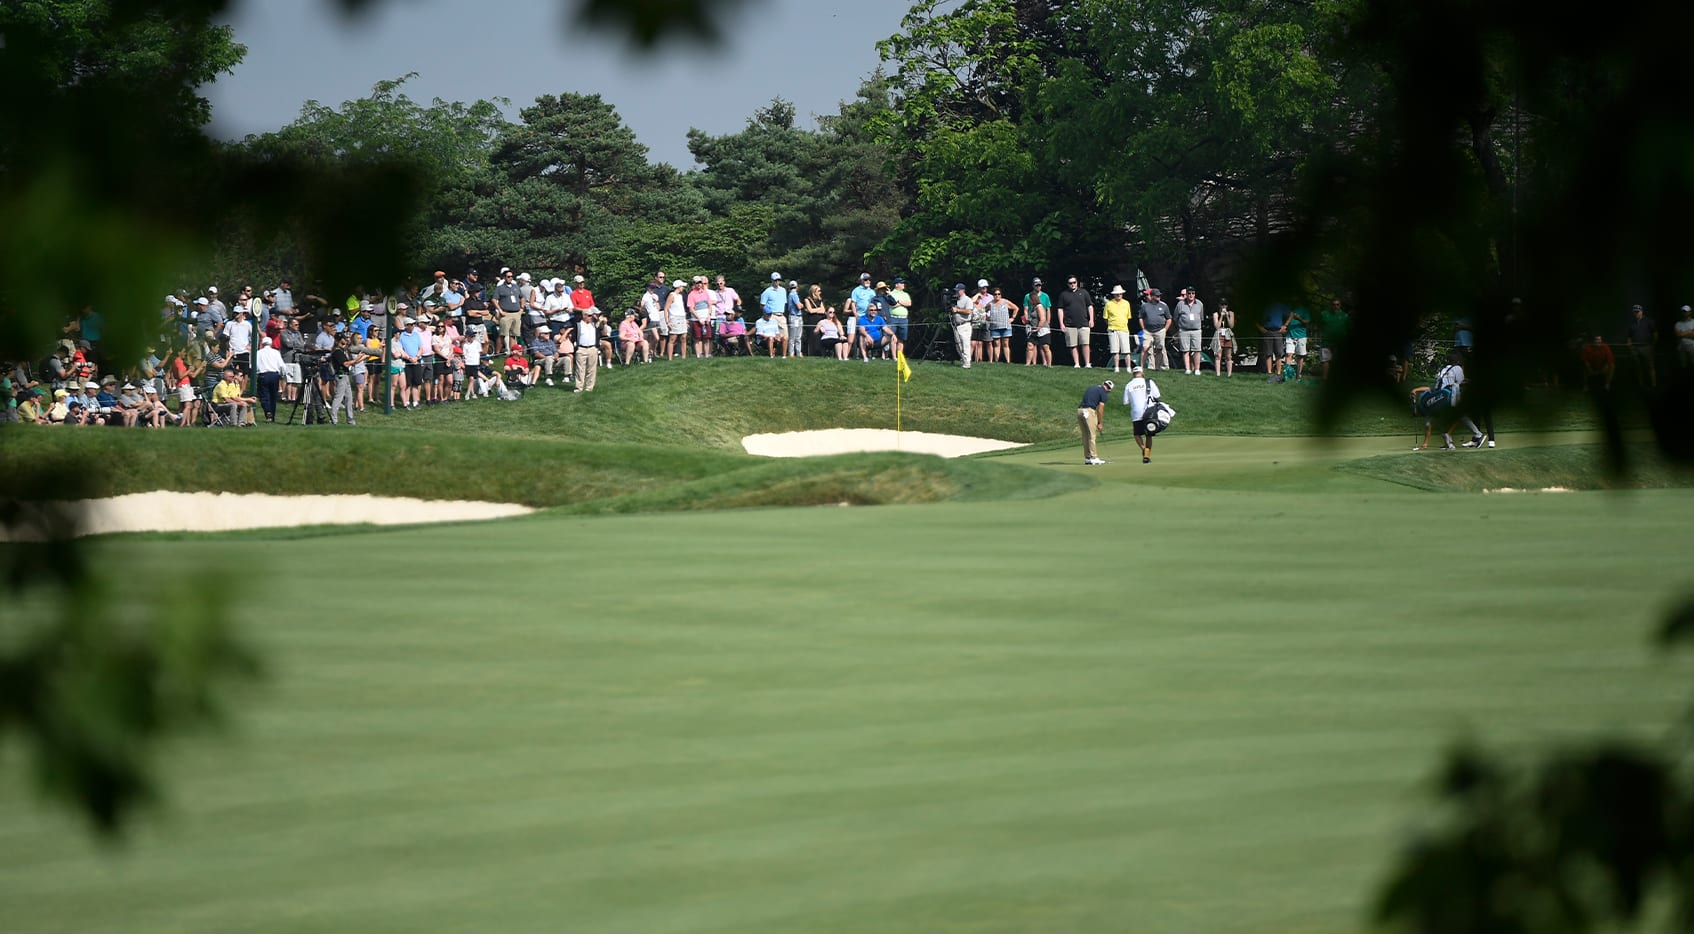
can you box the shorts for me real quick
[353,371,366,386]
[1028,328,1050,346]
[498,312,522,338]
[1178,330,1201,352]
[1108,330,1134,354]
[887,318,908,341]
[690,321,712,341]
[178,385,195,403]
[1133,417,1153,438]
[989,327,1012,339]
[1285,337,1308,356]
[649,317,668,337]
[1064,325,1091,348]
[404,363,421,384]
[418,359,436,381]
[390,363,404,376]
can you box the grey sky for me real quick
[205,0,914,169]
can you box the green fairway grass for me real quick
[2,364,1690,933]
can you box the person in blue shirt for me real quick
[856,305,889,361]
[784,279,804,357]
[850,273,876,318]
[759,273,787,321]
[349,307,372,339]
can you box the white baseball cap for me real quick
[574,275,585,283]
[977,279,989,288]
[771,272,782,280]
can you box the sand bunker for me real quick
[742,429,1024,459]
[1,492,533,539]
[1484,487,1576,494]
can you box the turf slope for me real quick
[3,431,1691,933]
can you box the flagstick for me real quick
[895,360,902,450]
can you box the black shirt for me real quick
[1057,288,1093,328]
[1080,384,1110,409]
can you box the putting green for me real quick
[2,433,1690,933]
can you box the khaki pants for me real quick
[574,346,599,392]
[1077,407,1099,461]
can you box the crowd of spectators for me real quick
[3,264,1688,427]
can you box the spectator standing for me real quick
[1259,304,1288,375]
[1627,304,1657,387]
[1137,288,1171,371]
[223,306,254,372]
[1675,305,1694,368]
[874,282,905,359]
[1103,285,1134,372]
[850,273,876,320]
[664,279,688,360]
[759,275,787,355]
[686,277,713,358]
[1175,286,1205,375]
[1023,278,1052,367]
[202,287,227,332]
[328,333,358,425]
[274,278,295,315]
[254,337,284,423]
[949,282,975,368]
[572,308,603,392]
[1285,306,1311,379]
[641,280,665,352]
[785,279,805,357]
[1077,377,1114,466]
[969,280,991,363]
[1056,276,1096,368]
[802,284,827,356]
[1211,301,1237,377]
[494,268,524,352]
[985,286,1015,363]
[887,277,912,348]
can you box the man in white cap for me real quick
[1675,304,1694,368]
[759,274,787,341]
[851,273,876,320]
[1122,365,1162,464]
[573,307,603,392]
[530,325,562,386]
[254,335,285,422]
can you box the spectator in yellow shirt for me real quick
[1103,285,1135,373]
[211,368,256,426]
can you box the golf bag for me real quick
[1144,400,1176,435]
[1413,386,1453,417]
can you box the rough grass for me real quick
[559,452,1092,515]
[1336,442,1694,492]
[369,357,1606,449]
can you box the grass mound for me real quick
[562,450,1092,515]
[1337,442,1694,492]
[381,357,1604,449]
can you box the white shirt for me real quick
[254,345,284,374]
[1675,317,1694,344]
[1436,363,1464,404]
[641,290,661,319]
[223,318,253,354]
[1121,377,1160,420]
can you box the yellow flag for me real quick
[895,349,912,382]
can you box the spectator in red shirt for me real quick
[570,274,595,313]
[1580,332,1614,391]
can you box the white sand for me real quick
[0,492,533,540]
[742,429,1024,459]
[1484,487,1576,494]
